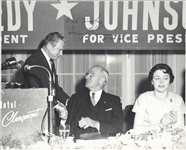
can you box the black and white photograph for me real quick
[1,0,185,149]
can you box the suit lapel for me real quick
[98,91,107,119]
[69,94,89,134]
[76,94,89,114]
[37,49,51,71]
[37,49,57,84]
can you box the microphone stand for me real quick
[25,65,56,143]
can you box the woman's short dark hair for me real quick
[148,63,174,84]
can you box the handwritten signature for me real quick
[68,26,114,40]
[66,14,118,41]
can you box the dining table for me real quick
[2,126,185,149]
[26,126,185,149]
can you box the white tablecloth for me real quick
[2,127,185,149]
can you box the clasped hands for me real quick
[159,110,177,130]
[79,117,100,131]
[53,101,100,131]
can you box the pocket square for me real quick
[105,108,112,111]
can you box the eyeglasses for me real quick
[85,72,94,78]
[153,76,170,82]
[85,72,104,79]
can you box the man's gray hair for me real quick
[92,65,109,83]
[101,67,109,84]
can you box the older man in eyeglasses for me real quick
[66,65,123,139]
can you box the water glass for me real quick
[59,124,70,141]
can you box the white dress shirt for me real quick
[90,89,103,105]
[41,48,51,69]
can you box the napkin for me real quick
[78,132,108,140]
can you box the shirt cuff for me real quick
[96,121,100,131]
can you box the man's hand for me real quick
[54,100,68,120]
[78,117,100,131]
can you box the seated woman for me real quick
[132,63,185,131]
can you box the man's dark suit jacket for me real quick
[23,49,69,104]
[66,91,123,137]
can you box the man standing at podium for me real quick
[23,32,69,124]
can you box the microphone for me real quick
[24,64,56,138]
[15,60,24,69]
[24,64,52,82]
[1,57,17,70]
[7,60,24,70]
[24,64,53,94]
[24,64,53,97]
[24,65,32,71]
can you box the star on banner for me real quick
[51,1,78,20]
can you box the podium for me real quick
[1,88,49,144]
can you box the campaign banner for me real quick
[1,1,185,50]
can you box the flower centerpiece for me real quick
[118,126,186,149]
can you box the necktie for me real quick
[49,59,56,83]
[91,93,96,106]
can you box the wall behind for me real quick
[1,50,185,109]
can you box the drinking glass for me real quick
[59,124,70,141]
